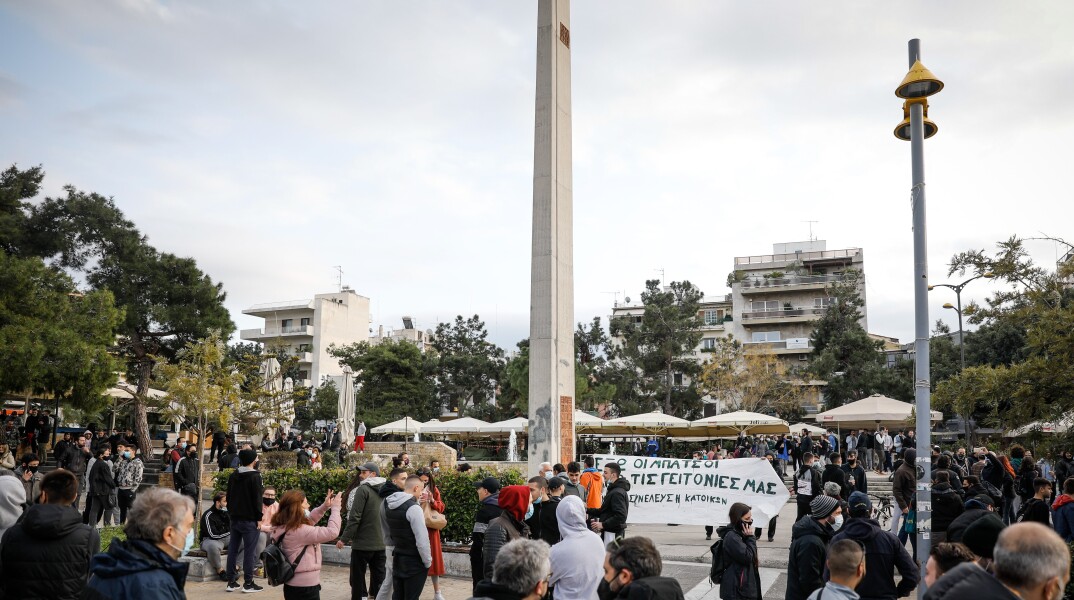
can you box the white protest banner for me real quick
[594,455,790,526]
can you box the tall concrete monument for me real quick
[528,0,575,474]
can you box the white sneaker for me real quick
[434,592,445,600]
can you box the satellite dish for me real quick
[624,296,631,304]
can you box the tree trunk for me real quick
[665,362,673,416]
[134,358,153,461]
[194,411,205,539]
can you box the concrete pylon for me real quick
[528,0,575,476]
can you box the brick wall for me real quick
[363,441,457,469]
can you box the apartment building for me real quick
[369,316,435,353]
[728,240,866,363]
[240,287,371,387]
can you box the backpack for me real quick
[709,538,728,584]
[980,480,1005,507]
[260,531,310,587]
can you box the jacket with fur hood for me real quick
[549,495,605,600]
[826,517,919,600]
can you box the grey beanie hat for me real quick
[810,494,839,519]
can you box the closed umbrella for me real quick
[338,366,356,447]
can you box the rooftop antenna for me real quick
[602,291,621,307]
[802,221,819,242]
[655,267,665,284]
[333,266,343,292]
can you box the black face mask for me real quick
[27,465,39,473]
[263,497,276,506]
[597,575,619,600]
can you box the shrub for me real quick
[437,468,525,545]
[214,467,353,523]
[259,451,298,470]
[100,525,126,550]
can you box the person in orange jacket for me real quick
[578,457,604,510]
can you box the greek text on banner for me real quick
[594,455,790,526]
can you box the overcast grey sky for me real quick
[2,1,1072,349]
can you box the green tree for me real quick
[609,280,705,417]
[929,320,963,387]
[431,315,505,418]
[698,337,805,416]
[809,270,909,407]
[23,183,234,456]
[0,253,123,412]
[498,340,529,419]
[294,378,340,432]
[0,164,45,255]
[330,339,437,426]
[935,236,1074,431]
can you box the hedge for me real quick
[214,466,525,544]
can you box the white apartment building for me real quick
[729,240,867,363]
[369,316,435,353]
[240,287,371,387]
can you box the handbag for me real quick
[423,501,447,530]
[903,509,916,533]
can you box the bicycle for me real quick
[869,493,894,529]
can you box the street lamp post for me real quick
[930,272,993,445]
[894,38,943,599]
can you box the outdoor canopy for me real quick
[790,422,828,436]
[813,393,943,429]
[419,416,491,436]
[689,410,790,437]
[587,411,693,436]
[480,417,529,434]
[370,416,424,435]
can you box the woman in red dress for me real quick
[417,468,446,600]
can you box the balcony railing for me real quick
[739,273,848,289]
[240,325,314,339]
[740,307,826,321]
[735,248,861,266]
[744,339,813,352]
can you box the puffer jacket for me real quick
[786,516,833,600]
[483,485,531,580]
[827,517,918,600]
[931,482,965,533]
[922,562,1018,600]
[0,503,100,599]
[616,576,686,599]
[717,525,761,600]
[82,538,188,600]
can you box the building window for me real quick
[281,319,293,328]
[300,317,311,327]
[701,338,717,350]
[673,373,684,386]
[703,309,726,325]
[751,300,780,312]
[297,370,308,380]
[630,315,643,329]
[751,331,781,343]
[814,297,836,308]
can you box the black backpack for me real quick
[709,538,728,584]
[260,531,310,587]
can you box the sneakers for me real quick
[243,582,264,593]
[217,571,229,581]
[434,592,445,600]
[226,581,241,592]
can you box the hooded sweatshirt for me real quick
[787,516,834,600]
[0,475,26,538]
[594,477,631,535]
[0,502,100,599]
[340,476,386,551]
[827,518,918,600]
[483,485,531,579]
[549,496,605,600]
[383,490,433,575]
[1053,494,1074,542]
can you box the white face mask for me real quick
[832,514,844,531]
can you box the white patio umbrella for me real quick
[790,422,828,437]
[370,417,423,436]
[337,366,356,446]
[482,417,529,434]
[420,417,491,437]
[573,410,607,434]
[689,410,789,437]
[595,411,693,436]
[814,394,943,430]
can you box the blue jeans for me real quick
[227,519,261,585]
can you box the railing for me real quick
[738,273,848,289]
[740,307,826,321]
[744,339,813,351]
[240,325,314,337]
[735,248,861,266]
[243,299,313,312]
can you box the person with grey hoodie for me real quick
[0,475,25,539]
[549,495,604,600]
[806,539,865,600]
[384,474,432,600]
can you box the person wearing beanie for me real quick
[946,494,997,544]
[481,485,532,580]
[961,513,1006,570]
[224,447,265,592]
[826,491,919,600]
[786,495,842,600]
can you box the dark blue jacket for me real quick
[83,538,188,600]
[826,517,918,600]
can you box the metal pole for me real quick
[907,38,933,599]
[955,289,970,445]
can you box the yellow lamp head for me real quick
[894,99,938,140]
[896,60,944,98]
[942,302,955,310]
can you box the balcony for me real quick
[738,273,848,294]
[735,248,861,267]
[744,339,813,355]
[242,299,314,316]
[239,325,315,340]
[700,321,726,331]
[740,307,826,325]
[297,352,313,363]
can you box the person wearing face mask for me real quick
[589,463,630,543]
[525,476,549,541]
[0,469,100,599]
[841,450,869,496]
[225,448,265,593]
[482,485,533,580]
[200,491,234,580]
[114,443,144,524]
[268,489,343,599]
[82,486,193,600]
[924,522,1071,600]
[598,536,684,600]
[172,443,200,502]
[15,451,43,507]
[786,495,841,600]
[87,447,118,526]
[469,538,552,600]
[826,492,918,600]
[716,502,762,600]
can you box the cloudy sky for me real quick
[2,1,1072,350]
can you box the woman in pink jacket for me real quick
[269,488,342,600]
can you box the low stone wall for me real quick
[463,461,527,473]
[363,442,457,468]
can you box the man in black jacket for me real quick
[470,477,504,593]
[61,434,91,508]
[931,471,965,544]
[786,496,840,600]
[1055,451,1074,488]
[601,536,685,600]
[87,447,117,526]
[525,476,548,541]
[540,476,564,545]
[822,453,850,499]
[0,468,100,599]
[590,462,630,543]
[224,448,264,593]
[794,452,823,521]
[842,450,869,495]
[946,494,996,543]
[200,491,232,580]
[172,443,199,502]
[826,492,919,600]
